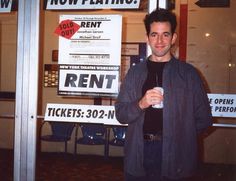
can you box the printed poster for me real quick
[56,14,122,97]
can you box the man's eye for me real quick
[163,33,171,37]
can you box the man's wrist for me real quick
[138,100,145,110]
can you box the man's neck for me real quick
[149,55,172,62]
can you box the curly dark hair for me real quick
[144,8,177,35]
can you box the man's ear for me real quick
[171,32,177,45]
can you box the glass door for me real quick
[0,11,17,181]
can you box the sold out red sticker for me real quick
[54,19,80,39]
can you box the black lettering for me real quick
[49,0,79,5]
[98,110,105,118]
[111,0,133,4]
[225,99,234,104]
[1,0,10,8]
[215,106,236,113]
[118,0,124,4]
[218,99,223,104]
[222,106,227,112]
[86,109,92,118]
[68,0,79,4]
[78,74,89,87]
[82,0,88,5]
[92,110,98,118]
[67,109,72,117]
[59,0,67,5]
[126,0,133,4]
[76,109,82,117]
[80,21,102,28]
[71,109,77,117]
[49,0,59,5]
[105,75,116,88]
[215,106,219,112]
[47,108,54,116]
[214,99,219,104]
[60,108,67,117]
[208,98,212,104]
[231,107,236,112]
[80,22,86,27]
[214,98,234,105]
[91,21,99,28]
[64,73,77,87]
[89,74,104,88]
[96,0,103,4]
[55,108,61,116]
[107,110,115,119]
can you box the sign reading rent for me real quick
[59,64,119,96]
[57,14,122,97]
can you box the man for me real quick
[115,8,212,181]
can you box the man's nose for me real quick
[157,35,163,42]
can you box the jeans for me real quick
[125,140,162,181]
[143,139,163,181]
[125,140,195,181]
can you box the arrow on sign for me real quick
[195,0,230,8]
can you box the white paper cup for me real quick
[152,87,164,109]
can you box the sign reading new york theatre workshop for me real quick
[56,14,122,97]
[45,0,140,10]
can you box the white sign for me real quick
[208,93,236,118]
[46,0,140,9]
[44,94,236,126]
[58,14,122,66]
[57,14,122,97]
[45,103,124,126]
[0,0,12,13]
[58,65,119,96]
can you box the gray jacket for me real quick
[115,57,212,179]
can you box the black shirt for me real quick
[142,59,167,134]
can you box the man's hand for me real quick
[138,88,164,110]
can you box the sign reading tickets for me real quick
[208,94,236,118]
[45,0,141,9]
[57,14,122,97]
[44,93,236,126]
[45,103,124,126]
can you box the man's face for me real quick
[147,21,177,62]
